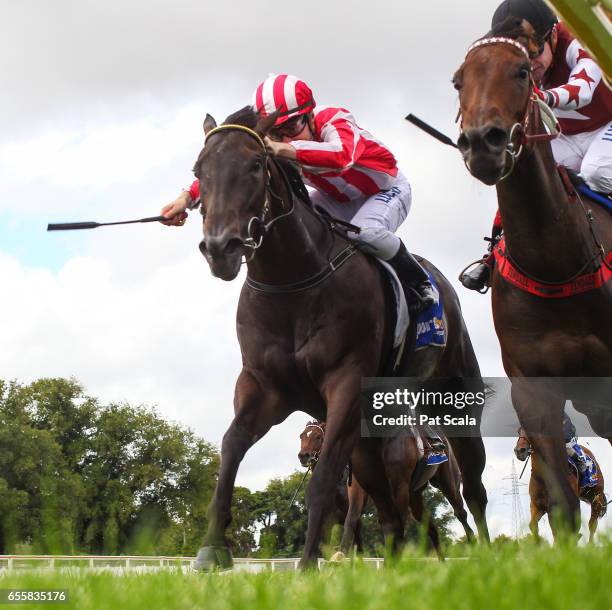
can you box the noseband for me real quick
[202,124,296,262]
[459,37,560,183]
[516,429,534,457]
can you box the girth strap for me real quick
[246,245,357,294]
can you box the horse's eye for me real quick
[250,159,262,173]
[518,67,530,80]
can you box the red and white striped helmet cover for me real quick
[252,74,315,126]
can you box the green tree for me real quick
[0,378,221,556]
[253,471,309,557]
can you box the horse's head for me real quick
[192,107,278,280]
[298,421,326,467]
[453,18,542,185]
[514,426,533,461]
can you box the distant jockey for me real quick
[160,73,437,315]
[563,412,598,488]
[461,0,612,292]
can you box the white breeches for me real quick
[309,171,412,260]
[551,121,612,193]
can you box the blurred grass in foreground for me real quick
[0,539,610,610]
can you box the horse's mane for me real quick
[222,105,259,129]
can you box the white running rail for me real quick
[0,555,386,573]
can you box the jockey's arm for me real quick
[287,118,365,174]
[544,44,602,110]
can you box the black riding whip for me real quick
[519,454,531,479]
[405,114,458,149]
[47,216,167,231]
[288,466,311,509]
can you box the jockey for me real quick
[461,0,612,292]
[161,73,436,314]
[563,412,598,488]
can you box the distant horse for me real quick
[193,107,489,570]
[299,419,476,556]
[454,18,612,532]
[515,429,607,542]
[298,421,365,553]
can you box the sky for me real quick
[1,0,609,542]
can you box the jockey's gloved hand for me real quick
[160,192,191,226]
[534,85,555,107]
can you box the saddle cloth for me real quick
[376,262,446,350]
[577,184,612,213]
[567,452,599,488]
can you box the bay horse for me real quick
[515,429,607,542]
[299,419,476,556]
[193,106,489,570]
[298,421,366,553]
[453,18,612,533]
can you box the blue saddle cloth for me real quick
[567,453,599,489]
[414,271,446,350]
[577,184,612,213]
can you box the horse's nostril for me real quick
[484,127,508,151]
[457,133,470,153]
[199,240,208,257]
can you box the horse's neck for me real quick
[246,165,333,284]
[496,136,594,281]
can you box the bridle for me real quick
[199,124,358,292]
[515,428,533,456]
[302,422,326,466]
[460,38,611,286]
[459,36,560,184]
[202,124,297,263]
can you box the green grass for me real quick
[1,540,610,610]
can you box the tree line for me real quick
[0,378,454,557]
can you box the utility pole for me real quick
[503,460,528,539]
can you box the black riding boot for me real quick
[388,242,437,314]
[459,225,502,292]
[460,261,491,292]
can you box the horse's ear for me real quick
[203,114,217,136]
[255,111,280,137]
[518,19,541,58]
[452,67,463,91]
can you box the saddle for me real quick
[559,166,612,213]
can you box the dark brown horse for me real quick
[299,419,476,557]
[193,107,489,570]
[515,429,607,542]
[453,19,612,533]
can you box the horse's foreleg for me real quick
[351,439,405,555]
[300,378,363,569]
[512,380,579,536]
[410,489,443,560]
[530,500,543,540]
[195,371,286,571]
[339,479,368,555]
